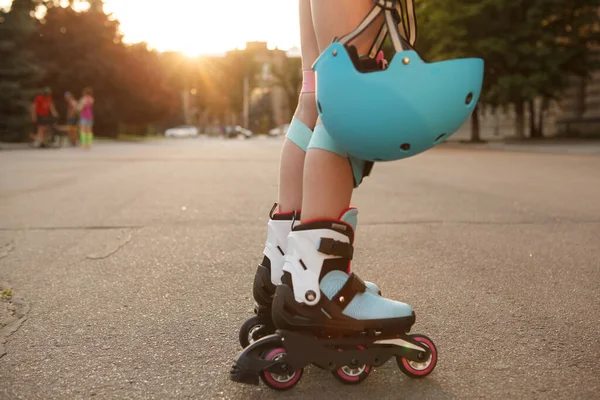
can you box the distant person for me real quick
[31,87,58,147]
[78,87,94,149]
[64,92,79,146]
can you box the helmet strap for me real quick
[338,0,418,57]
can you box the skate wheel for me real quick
[238,316,269,348]
[396,334,437,378]
[259,347,303,391]
[332,345,371,385]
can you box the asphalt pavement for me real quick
[1,137,599,399]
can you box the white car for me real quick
[225,126,253,139]
[165,125,199,138]
[268,124,290,136]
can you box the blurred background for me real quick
[0,0,599,143]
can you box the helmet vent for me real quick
[435,133,446,142]
[400,143,411,151]
[465,92,473,105]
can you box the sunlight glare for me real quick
[103,0,300,55]
[0,0,299,55]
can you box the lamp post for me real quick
[243,75,249,129]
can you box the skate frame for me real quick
[233,329,430,379]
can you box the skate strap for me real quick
[332,272,366,310]
[269,202,299,221]
[318,238,353,260]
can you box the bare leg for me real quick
[41,126,49,146]
[34,124,43,146]
[277,0,320,213]
[302,0,380,222]
[80,124,90,149]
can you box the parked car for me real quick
[268,123,290,136]
[165,125,199,138]
[224,125,253,139]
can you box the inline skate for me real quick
[231,217,437,390]
[238,204,381,349]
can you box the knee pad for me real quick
[285,70,317,152]
[308,124,374,188]
[285,117,313,152]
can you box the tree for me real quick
[0,0,44,142]
[270,56,302,121]
[30,1,180,136]
[30,2,124,135]
[417,0,600,140]
[116,43,180,127]
[220,49,260,121]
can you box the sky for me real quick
[1,0,301,56]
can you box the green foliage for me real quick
[415,0,600,138]
[270,56,302,121]
[30,3,179,136]
[222,49,261,115]
[0,0,44,142]
[2,1,382,138]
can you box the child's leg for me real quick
[72,127,79,145]
[80,124,91,148]
[34,123,43,146]
[79,123,85,146]
[87,125,93,147]
[276,0,413,319]
[276,0,320,213]
[239,0,321,348]
[266,0,321,282]
[301,0,383,222]
[239,0,383,348]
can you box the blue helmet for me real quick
[313,0,484,162]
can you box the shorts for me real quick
[80,118,94,127]
[36,115,53,126]
[67,116,78,126]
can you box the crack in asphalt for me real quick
[0,241,15,259]
[0,219,598,232]
[0,285,30,359]
[85,229,134,260]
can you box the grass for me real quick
[1,289,13,300]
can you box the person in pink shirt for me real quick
[78,87,95,149]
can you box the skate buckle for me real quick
[318,238,354,260]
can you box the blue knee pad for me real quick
[286,118,313,152]
[308,124,374,188]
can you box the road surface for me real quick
[1,138,599,399]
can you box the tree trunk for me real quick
[514,100,525,139]
[528,99,542,138]
[538,97,549,138]
[470,105,481,142]
[575,76,587,117]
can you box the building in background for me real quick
[227,41,300,133]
